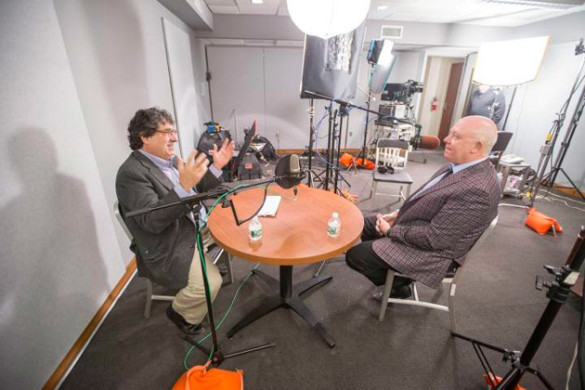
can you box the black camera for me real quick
[382,80,424,103]
[404,79,424,95]
[197,122,231,158]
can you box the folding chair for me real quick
[368,139,413,204]
[378,216,499,334]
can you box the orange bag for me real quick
[355,158,375,170]
[524,208,563,235]
[172,363,244,390]
[338,153,355,168]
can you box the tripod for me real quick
[304,98,351,193]
[530,39,585,207]
[453,227,585,389]
[356,64,375,168]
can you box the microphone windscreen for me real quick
[275,154,303,189]
[289,154,300,175]
[419,135,441,150]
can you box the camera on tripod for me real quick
[381,79,424,104]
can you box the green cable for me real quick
[182,264,259,369]
[182,184,257,370]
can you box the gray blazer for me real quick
[373,159,500,288]
[115,150,222,289]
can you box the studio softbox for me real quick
[300,22,366,101]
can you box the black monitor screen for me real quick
[231,120,257,178]
[381,83,407,102]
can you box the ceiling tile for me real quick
[203,0,585,26]
[235,0,280,15]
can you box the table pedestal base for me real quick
[227,266,336,348]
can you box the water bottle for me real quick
[249,216,263,241]
[327,212,341,238]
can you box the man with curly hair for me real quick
[116,107,234,335]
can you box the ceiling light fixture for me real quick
[287,0,371,39]
[251,0,264,4]
[377,5,388,10]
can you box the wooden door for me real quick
[438,62,463,144]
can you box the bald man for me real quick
[346,116,500,298]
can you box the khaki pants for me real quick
[172,228,222,325]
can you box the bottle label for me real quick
[250,227,263,239]
[328,223,340,236]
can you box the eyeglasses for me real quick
[156,128,178,136]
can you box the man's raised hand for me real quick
[211,139,235,170]
[178,150,209,191]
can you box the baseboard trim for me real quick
[277,148,361,155]
[43,259,137,390]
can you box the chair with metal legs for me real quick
[378,216,498,334]
[366,139,413,204]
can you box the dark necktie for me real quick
[410,166,453,200]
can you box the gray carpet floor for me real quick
[61,151,585,389]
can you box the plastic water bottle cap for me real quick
[332,212,338,219]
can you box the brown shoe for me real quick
[166,304,203,336]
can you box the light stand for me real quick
[304,98,352,194]
[454,227,585,389]
[529,40,585,207]
[306,99,316,187]
[356,64,374,168]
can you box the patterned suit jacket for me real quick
[116,150,222,289]
[372,159,500,288]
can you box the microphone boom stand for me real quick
[126,179,281,367]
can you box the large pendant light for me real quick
[287,0,371,39]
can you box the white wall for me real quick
[206,46,425,150]
[505,40,585,190]
[0,0,211,387]
[0,0,125,388]
[54,0,211,260]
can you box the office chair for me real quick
[490,131,513,169]
[113,200,232,318]
[377,216,498,334]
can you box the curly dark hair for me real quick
[127,107,174,150]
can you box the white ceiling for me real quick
[204,0,585,27]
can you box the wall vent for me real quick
[381,25,403,39]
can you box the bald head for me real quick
[443,116,498,164]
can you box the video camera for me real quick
[197,121,231,158]
[381,79,424,104]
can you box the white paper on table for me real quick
[257,196,281,217]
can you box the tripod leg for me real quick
[222,343,276,360]
[558,168,585,201]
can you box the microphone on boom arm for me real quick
[274,154,305,196]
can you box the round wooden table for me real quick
[208,184,363,347]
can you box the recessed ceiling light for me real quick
[377,5,388,10]
[251,0,264,4]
